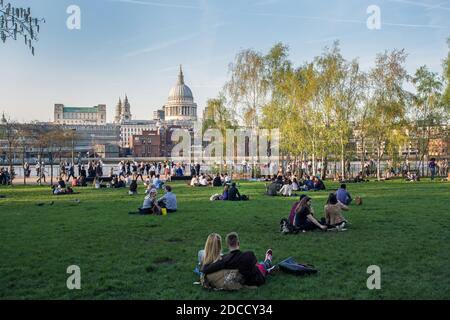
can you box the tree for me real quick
[411,66,444,176]
[0,0,44,55]
[443,38,450,108]
[367,49,409,180]
[225,49,269,127]
[0,113,19,184]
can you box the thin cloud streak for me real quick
[125,32,201,57]
[249,12,450,29]
[386,0,450,11]
[107,0,201,10]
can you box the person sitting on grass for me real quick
[312,176,326,191]
[278,180,293,197]
[220,185,229,200]
[213,174,223,187]
[294,196,327,232]
[93,177,106,189]
[129,189,160,215]
[324,193,349,231]
[228,182,241,201]
[300,176,314,191]
[128,177,138,195]
[196,233,223,276]
[292,177,300,191]
[336,184,352,205]
[157,185,177,213]
[288,195,308,225]
[199,175,209,187]
[57,176,66,189]
[190,175,200,187]
[201,232,275,287]
[210,185,230,201]
[152,174,164,190]
[266,177,283,196]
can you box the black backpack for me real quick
[280,218,299,234]
[278,257,318,276]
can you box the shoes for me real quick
[267,265,279,274]
[265,249,273,263]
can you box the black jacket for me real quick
[228,186,241,201]
[201,249,265,286]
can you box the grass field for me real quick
[0,180,449,300]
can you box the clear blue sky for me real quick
[1,0,449,122]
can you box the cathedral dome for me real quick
[168,66,194,102]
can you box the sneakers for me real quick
[265,249,273,263]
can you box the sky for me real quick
[0,0,449,122]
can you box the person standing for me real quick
[429,158,437,181]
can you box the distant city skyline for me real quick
[1,0,449,122]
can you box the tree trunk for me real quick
[377,146,382,181]
[22,148,26,186]
[50,152,54,186]
[323,157,328,180]
[340,136,345,179]
[360,137,366,178]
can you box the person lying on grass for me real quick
[324,193,349,231]
[201,232,275,287]
[294,196,327,232]
[210,185,230,201]
[51,185,77,195]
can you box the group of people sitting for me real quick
[266,175,326,197]
[129,184,177,215]
[197,232,275,288]
[0,167,13,186]
[190,173,232,187]
[286,184,353,232]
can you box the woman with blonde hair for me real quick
[195,233,223,275]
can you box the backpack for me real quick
[278,257,318,276]
[200,269,244,291]
[280,218,299,234]
[355,196,363,206]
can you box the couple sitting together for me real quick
[129,185,177,215]
[197,232,275,290]
[288,193,349,232]
[210,183,248,201]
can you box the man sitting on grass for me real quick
[157,185,177,213]
[213,174,223,187]
[228,183,241,201]
[336,184,352,205]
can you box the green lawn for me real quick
[0,180,449,300]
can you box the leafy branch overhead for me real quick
[0,0,45,55]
